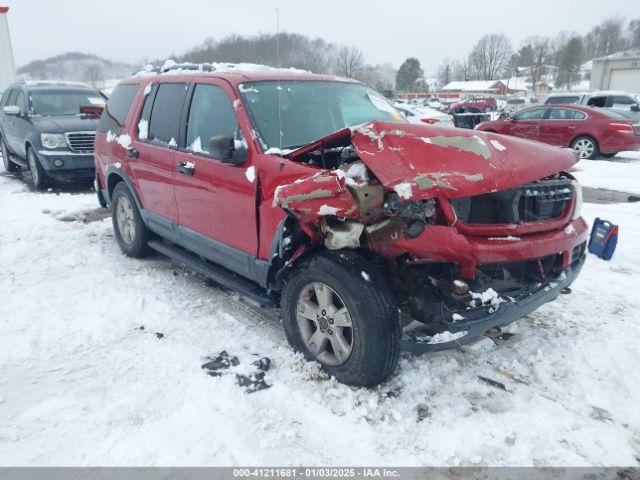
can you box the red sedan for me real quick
[476,105,640,159]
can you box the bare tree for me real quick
[334,46,364,78]
[83,63,104,88]
[468,34,512,80]
[584,18,625,58]
[437,58,455,87]
[518,37,549,94]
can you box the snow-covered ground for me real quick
[1,152,639,467]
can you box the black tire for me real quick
[281,251,400,387]
[27,147,48,189]
[110,182,153,258]
[1,137,19,173]
[571,135,599,160]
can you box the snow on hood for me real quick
[287,121,577,200]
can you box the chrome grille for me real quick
[65,131,96,153]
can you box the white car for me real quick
[393,103,453,126]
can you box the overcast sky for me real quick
[3,0,638,74]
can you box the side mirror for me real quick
[208,135,248,165]
[3,105,20,116]
[631,104,640,112]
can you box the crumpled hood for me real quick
[30,115,99,134]
[347,121,577,199]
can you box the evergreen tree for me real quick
[395,58,423,91]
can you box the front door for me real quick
[173,81,258,260]
[504,107,547,141]
[129,82,188,224]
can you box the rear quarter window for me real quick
[97,84,139,133]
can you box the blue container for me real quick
[588,218,618,261]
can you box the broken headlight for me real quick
[383,193,436,238]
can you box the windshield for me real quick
[239,81,405,150]
[29,90,106,116]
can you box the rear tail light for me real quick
[420,118,439,124]
[609,122,634,134]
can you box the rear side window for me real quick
[548,108,586,120]
[185,84,238,154]
[97,84,138,133]
[15,91,26,113]
[148,83,187,145]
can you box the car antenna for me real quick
[276,8,284,167]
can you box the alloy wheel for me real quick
[296,281,354,366]
[115,195,136,245]
[573,138,595,159]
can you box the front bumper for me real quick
[401,252,586,353]
[36,150,95,180]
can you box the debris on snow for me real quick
[201,351,240,377]
[477,376,509,392]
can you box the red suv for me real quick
[94,66,587,386]
[476,105,640,159]
[449,97,498,114]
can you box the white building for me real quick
[0,6,16,93]
[590,51,640,92]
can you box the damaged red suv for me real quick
[95,65,588,386]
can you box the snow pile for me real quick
[134,60,309,78]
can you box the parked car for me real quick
[0,81,106,188]
[584,91,640,111]
[393,103,453,126]
[449,97,498,114]
[95,67,587,386]
[476,105,640,159]
[543,92,589,105]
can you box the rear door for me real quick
[173,80,258,258]
[2,89,18,151]
[503,107,547,140]
[538,107,586,147]
[129,82,188,224]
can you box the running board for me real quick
[148,240,274,306]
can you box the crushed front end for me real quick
[272,122,588,352]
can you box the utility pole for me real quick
[0,6,16,92]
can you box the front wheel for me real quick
[110,182,153,257]
[27,147,48,189]
[1,138,19,173]
[281,252,400,386]
[571,136,599,160]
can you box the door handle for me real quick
[127,148,138,158]
[177,162,195,176]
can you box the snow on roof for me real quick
[441,80,505,91]
[133,59,309,78]
[499,77,530,91]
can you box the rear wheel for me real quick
[1,138,19,173]
[27,147,48,189]
[571,136,599,160]
[281,252,400,386]
[110,182,153,257]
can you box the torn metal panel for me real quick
[348,121,577,200]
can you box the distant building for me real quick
[590,54,640,91]
[0,6,16,93]
[441,80,511,95]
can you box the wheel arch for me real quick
[104,167,143,211]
